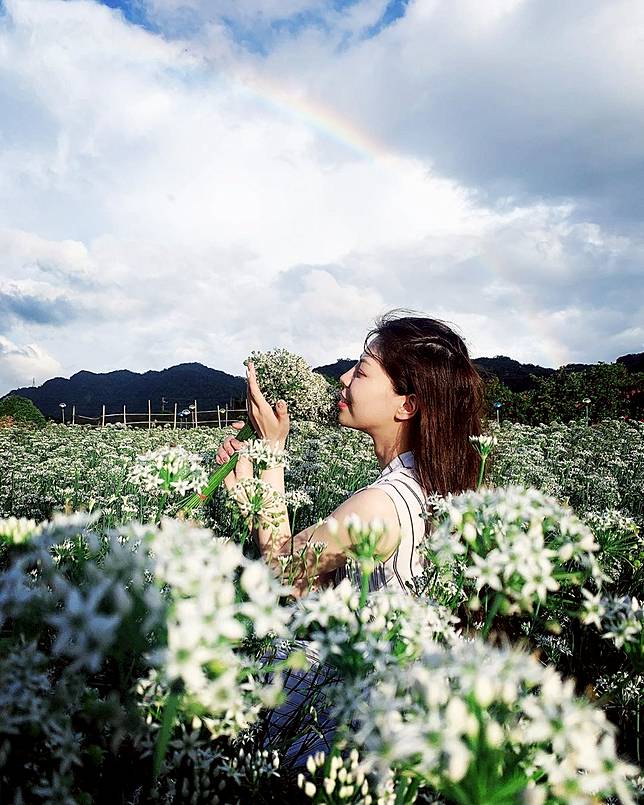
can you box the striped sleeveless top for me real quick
[333,450,428,595]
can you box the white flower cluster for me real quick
[581,589,643,651]
[245,348,336,423]
[352,638,639,803]
[0,515,42,544]
[424,485,606,612]
[127,445,208,497]
[228,477,287,537]
[468,434,498,456]
[583,508,641,537]
[284,488,313,511]
[290,577,459,678]
[0,513,161,675]
[0,422,232,527]
[238,437,290,471]
[488,419,644,522]
[146,517,290,736]
[130,697,282,803]
[326,513,396,581]
[297,748,396,804]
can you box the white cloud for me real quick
[0,0,641,397]
[0,336,63,392]
[273,0,644,224]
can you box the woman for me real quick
[215,309,485,767]
[215,308,485,597]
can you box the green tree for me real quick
[523,363,641,424]
[482,375,531,423]
[0,395,46,428]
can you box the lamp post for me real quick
[582,397,591,426]
[59,402,66,425]
[493,401,502,427]
[188,403,196,428]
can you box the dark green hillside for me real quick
[9,363,245,420]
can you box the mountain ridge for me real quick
[4,353,642,420]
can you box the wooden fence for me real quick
[63,399,248,429]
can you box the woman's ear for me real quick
[399,393,418,418]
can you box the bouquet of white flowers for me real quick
[177,349,337,514]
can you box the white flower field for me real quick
[1,395,643,802]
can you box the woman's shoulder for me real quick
[330,485,403,561]
[343,484,404,523]
[370,467,426,507]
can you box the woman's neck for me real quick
[371,430,413,470]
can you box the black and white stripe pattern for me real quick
[333,450,426,595]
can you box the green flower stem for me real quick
[175,422,255,514]
[359,566,371,609]
[152,689,181,781]
[476,455,487,490]
[155,492,168,524]
[481,592,503,640]
[394,773,421,804]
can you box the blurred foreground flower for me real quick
[0,515,43,546]
[350,638,639,804]
[140,517,292,777]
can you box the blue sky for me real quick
[97,0,411,50]
[0,0,642,394]
[98,0,155,29]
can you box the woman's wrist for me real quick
[259,463,285,482]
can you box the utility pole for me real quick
[161,396,167,413]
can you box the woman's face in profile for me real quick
[338,341,402,431]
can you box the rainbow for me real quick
[226,68,568,368]
[233,69,393,162]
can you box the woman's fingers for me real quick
[246,362,272,413]
[246,361,258,394]
[219,453,252,484]
[215,432,250,465]
[245,361,282,439]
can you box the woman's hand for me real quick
[215,421,254,491]
[245,360,290,447]
[213,359,290,491]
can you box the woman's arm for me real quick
[254,460,291,557]
[255,466,402,597]
[225,363,401,595]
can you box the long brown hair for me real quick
[363,308,485,496]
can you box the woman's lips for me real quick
[338,400,349,409]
